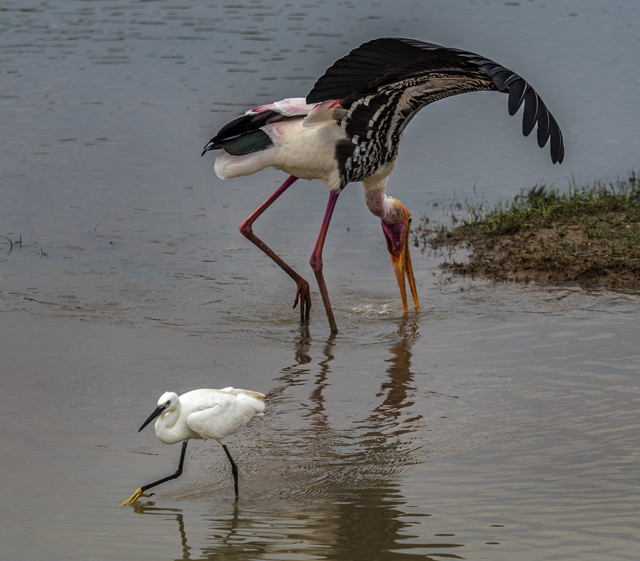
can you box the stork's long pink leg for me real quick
[309,190,340,334]
[239,175,312,322]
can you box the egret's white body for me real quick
[153,388,265,445]
[120,387,265,505]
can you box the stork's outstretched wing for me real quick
[307,37,564,172]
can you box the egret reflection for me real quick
[130,318,466,559]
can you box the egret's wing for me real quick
[218,387,266,401]
[186,393,265,443]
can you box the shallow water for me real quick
[1,1,640,559]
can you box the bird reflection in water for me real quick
[270,317,423,469]
[249,318,445,559]
[130,320,464,559]
[357,317,424,450]
[129,505,192,559]
[128,502,240,561]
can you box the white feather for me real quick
[152,388,265,445]
[215,117,347,191]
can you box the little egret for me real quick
[202,37,565,333]
[120,387,266,505]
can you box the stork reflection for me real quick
[131,318,448,560]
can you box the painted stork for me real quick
[202,38,565,333]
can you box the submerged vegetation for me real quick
[414,171,640,289]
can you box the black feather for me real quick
[204,38,565,166]
[304,38,564,165]
[507,80,527,116]
[549,115,565,164]
[202,110,300,155]
[536,101,551,148]
[220,130,273,156]
[307,38,483,103]
[522,88,538,137]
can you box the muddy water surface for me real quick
[2,1,640,560]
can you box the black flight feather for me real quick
[307,37,564,164]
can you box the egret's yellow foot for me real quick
[119,488,153,506]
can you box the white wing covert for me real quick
[186,393,265,444]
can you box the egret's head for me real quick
[138,392,178,433]
[157,392,179,410]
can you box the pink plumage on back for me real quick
[247,98,315,116]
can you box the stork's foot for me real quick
[119,488,154,506]
[293,279,311,322]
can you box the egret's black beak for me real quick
[138,403,167,432]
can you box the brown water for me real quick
[2,1,640,559]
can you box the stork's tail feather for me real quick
[202,105,308,157]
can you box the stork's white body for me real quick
[214,98,399,222]
[214,99,350,192]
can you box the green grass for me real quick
[413,171,640,288]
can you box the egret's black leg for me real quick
[221,444,239,498]
[141,440,189,493]
[120,441,188,505]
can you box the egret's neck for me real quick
[155,405,180,440]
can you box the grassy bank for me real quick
[413,172,640,289]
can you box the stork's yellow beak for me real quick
[385,205,420,313]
